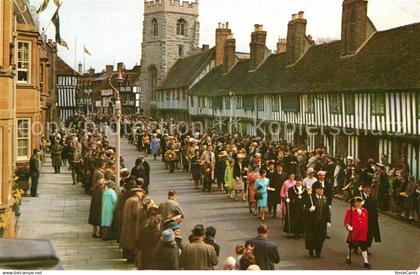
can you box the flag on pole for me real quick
[37,0,50,13]
[51,10,69,50]
[84,46,92,56]
[52,10,61,42]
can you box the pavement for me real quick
[16,131,420,270]
[17,158,136,270]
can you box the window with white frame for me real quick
[17,119,31,160]
[17,41,31,83]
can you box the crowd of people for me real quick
[35,113,420,270]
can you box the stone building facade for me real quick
[140,0,200,116]
[0,0,50,238]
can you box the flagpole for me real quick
[83,45,86,74]
[74,36,77,71]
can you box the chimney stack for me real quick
[202,44,210,52]
[249,24,267,71]
[117,62,124,72]
[78,63,83,74]
[341,0,370,55]
[277,38,287,54]
[89,68,95,75]
[286,11,308,65]
[105,65,114,74]
[215,22,232,66]
[224,35,236,72]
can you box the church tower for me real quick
[140,0,200,116]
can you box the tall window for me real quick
[371,93,385,115]
[281,95,300,112]
[152,18,158,36]
[243,96,254,111]
[257,97,264,111]
[17,119,31,160]
[212,97,222,109]
[190,96,194,107]
[305,95,315,113]
[176,19,187,36]
[329,94,342,114]
[17,41,31,83]
[344,94,355,115]
[417,93,420,118]
[148,65,157,101]
[225,97,231,110]
[236,97,242,110]
[271,96,279,112]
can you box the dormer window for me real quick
[176,19,187,36]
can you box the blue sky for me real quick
[31,0,420,71]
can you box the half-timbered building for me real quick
[155,0,420,179]
[56,57,79,122]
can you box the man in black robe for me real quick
[304,181,331,258]
[284,177,307,238]
[360,183,381,254]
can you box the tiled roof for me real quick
[191,23,420,96]
[160,47,216,90]
[56,56,79,76]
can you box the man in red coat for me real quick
[344,196,371,269]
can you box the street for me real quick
[17,133,420,270]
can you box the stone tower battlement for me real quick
[144,0,199,15]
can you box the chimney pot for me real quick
[226,22,229,29]
[218,22,222,29]
[292,14,298,20]
[298,11,305,19]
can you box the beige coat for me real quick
[119,195,141,250]
[180,239,218,270]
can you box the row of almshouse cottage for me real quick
[151,1,420,178]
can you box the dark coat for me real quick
[137,227,161,270]
[204,235,220,257]
[29,155,40,178]
[284,185,308,235]
[304,193,331,253]
[244,236,280,270]
[153,241,180,270]
[314,180,333,206]
[267,171,286,204]
[88,185,103,226]
[361,192,381,246]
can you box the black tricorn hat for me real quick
[312,181,324,190]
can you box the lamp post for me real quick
[109,69,124,194]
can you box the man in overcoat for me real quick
[120,188,146,263]
[304,181,331,258]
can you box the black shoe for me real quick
[346,258,351,265]
[364,263,371,269]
